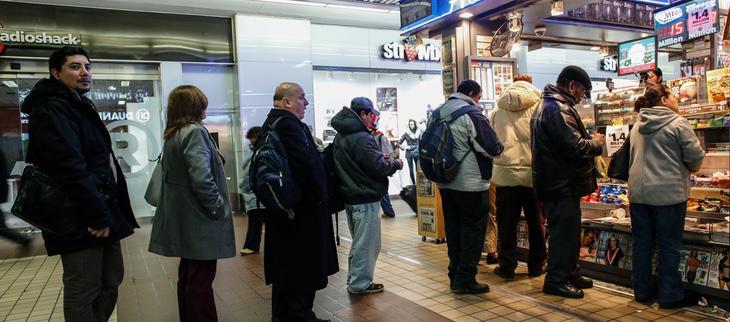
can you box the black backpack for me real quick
[322,140,345,214]
[419,105,478,183]
[249,118,301,219]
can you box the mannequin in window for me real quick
[399,119,422,184]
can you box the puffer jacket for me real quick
[434,92,504,192]
[628,106,704,206]
[490,81,540,187]
[331,108,401,204]
[531,84,603,200]
[240,143,263,212]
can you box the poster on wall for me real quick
[668,76,701,105]
[376,87,398,112]
[618,36,657,76]
[379,112,399,141]
[706,67,730,103]
[443,67,455,96]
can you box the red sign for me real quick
[0,43,4,54]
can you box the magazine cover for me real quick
[709,247,730,291]
[579,228,600,262]
[416,171,433,197]
[516,220,529,249]
[668,76,700,105]
[596,232,629,268]
[706,67,730,103]
[418,207,436,233]
[680,246,711,285]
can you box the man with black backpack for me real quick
[331,97,402,295]
[424,80,503,294]
[258,82,338,322]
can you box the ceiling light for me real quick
[258,0,327,6]
[326,4,390,12]
[459,12,474,19]
[550,0,564,16]
[590,46,600,51]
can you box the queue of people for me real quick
[20,46,706,322]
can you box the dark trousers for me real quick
[542,193,582,286]
[406,153,418,184]
[243,209,266,251]
[496,186,546,272]
[440,189,489,288]
[178,258,218,322]
[381,194,395,217]
[630,203,686,304]
[60,241,124,322]
[271,285,316,322]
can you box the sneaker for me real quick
[347,283,384,294]
[240,248,257,256]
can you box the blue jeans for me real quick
[381,194,395,217]
[630,202,686,304]
[345,202,382,291]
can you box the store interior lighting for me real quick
[590,46,600,51]
[255,0,397,13]
[459,12,474,19]
[550,0,564,16]
[599,46,609,57]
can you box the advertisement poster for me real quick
[378,112,399,140]
[416,171,434,197]
[419,207,436,233]
[618,36,656,75]
[686,0,720,40]
[606,125,629,156]
[656,0,720,48]
[706,67,730,103]
[668,76,701,105]
[376,87,398,112]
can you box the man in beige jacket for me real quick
[490,74,547,280]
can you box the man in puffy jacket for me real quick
[531,65,605,299]
[22,46,139,321]
[434,80,504,294]
[490,74,546,280]
[332,97,403,294]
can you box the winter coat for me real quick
[491,81,540,188]
[21,78,138,255]
[331,108,401,204]
[628,106,705,206]
[531,84,603,200]
[148,122,235,260]
[240,143,263,212]
[434,92,504,192]
[262,108,338,291]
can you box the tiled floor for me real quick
[0,199,727,321]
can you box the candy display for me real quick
[581,184,629,205]
[691,172,730,189]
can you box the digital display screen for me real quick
[655,0,720,48]
[618,36,657,76]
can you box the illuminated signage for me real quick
[401,0,483,31]
[618,36,657,76]
[381,37,441,62]
[0,29,81,46]
[655,0,719,48]
[600,56,618,72]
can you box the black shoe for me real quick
[493,266,515,280]
[635,296,656,304]
[528,266,545,277]
[543,283,584,298]
[453,282,490,294]
[659,293,700,309]
[485,253,498,265]
[570,276,593,289]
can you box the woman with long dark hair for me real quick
[628,85,704,309]
[148,85,235,322]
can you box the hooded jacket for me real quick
[531,84,603,200]
[628,106,704,206]
[434,92,504,192]
[332,108,401,204]
[490,81,540,187]
[21,78,138,255]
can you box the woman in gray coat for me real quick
[148,85,235,322]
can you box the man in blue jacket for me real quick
[332,97,403,294]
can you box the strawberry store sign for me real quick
[381,40,441,62]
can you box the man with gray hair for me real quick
[331,97,402,294]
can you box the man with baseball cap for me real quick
[531,65,605,298]
[331,97,403,294]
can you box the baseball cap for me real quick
[558,65,593,99]
[350,97,380,116]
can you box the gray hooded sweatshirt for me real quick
[628,106,705,206]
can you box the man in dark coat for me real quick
[21,46,139,321]
[531,65,605,299]
[262,82,338,322]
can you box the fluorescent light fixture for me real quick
[326,4,390,12]
[590,46,600,51]
[1,81,17,88]
[550,0,564,16]
[459,12,474,19]
[258,0,326,6]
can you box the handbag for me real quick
[144,153,163,207]
[11,165,80,237]
[607,135,630,181]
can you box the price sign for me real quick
[606,125,629,157]
[655,0,720,48]
[687,0,719,39]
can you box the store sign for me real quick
[382,40,441,62]
[606,125,629,156]
[0,29,81,48]
[99,109,151,123]
[655,0,719,48]
[600,56,618,72]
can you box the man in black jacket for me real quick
[262,82,338,322]
[531,65,605,299]
[21,46,139,321]
[331,97,402,294]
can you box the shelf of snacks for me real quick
[592,87,644,127]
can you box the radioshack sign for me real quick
[0,29,81,51]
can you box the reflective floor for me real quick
[0,199,725,321]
